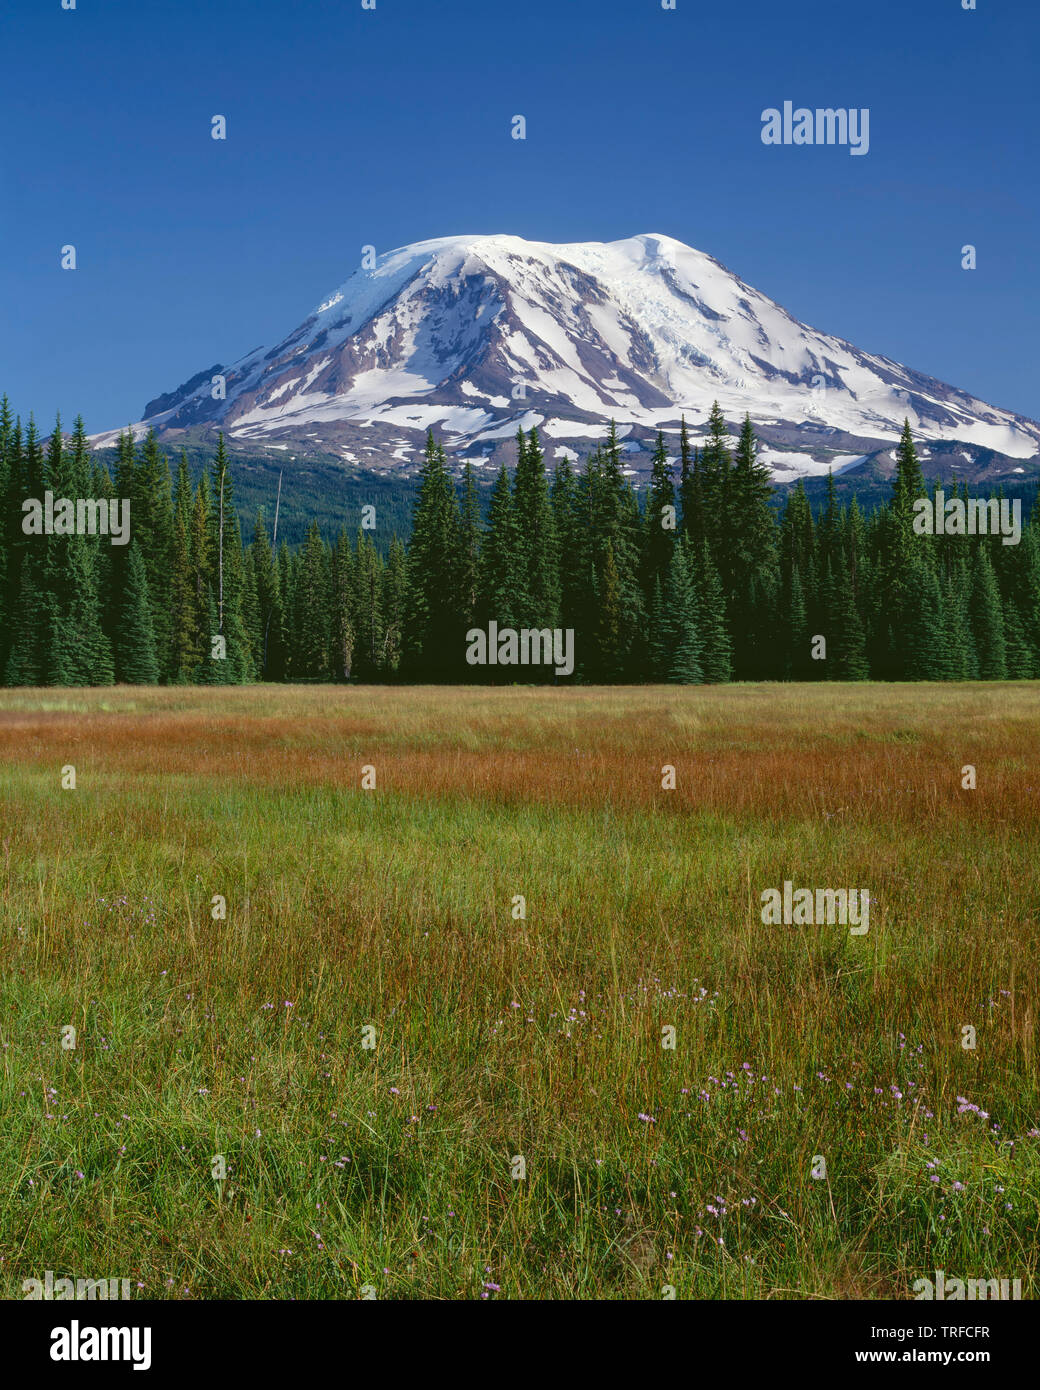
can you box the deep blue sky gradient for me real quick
[1,0,1037,433]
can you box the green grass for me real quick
[1,683,1038,1299]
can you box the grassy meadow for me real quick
[1,682,1038,1300]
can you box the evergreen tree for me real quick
[726,414,778,677]
[380,535,407,675]
[457,461,482,632]
[970,545,1007,679]
[998,517,1040,676]
[783,568,809,679]
[1002,594,1033,679]
[189,474,215,677]
[830,561,869,680]
[169,483,200,683]
[595,540,624,680]
[115,542,159,683]
[29,416,113,685]
[640,430,676,603]
[0,397,12,652]
[241,545,262,676]
[252,508,286,681]
[67,415,114,683]
[476,465,522,632]
[292,521,332,678]
[646,575,668,681]
[328,527,355,681]
[693,540,731,683]
[352,530,384,679]
[4,419,47,685]
[551,456,584,637]
[778,481,815,678]
[678,415,705,547]
[904,560,946,681]
[941,572,973,680]
[196,586,223,684]
[0,403,23,676]
[277,539,294,672]
[662,540,702,684]
[208,434,252,682]
[512,427,559,628]
[403,431,464,680]
[699,401,732,555]
[134,429,175,678]
[876,420,932,678]
[590,423,644,676]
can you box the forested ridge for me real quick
[1,393,1037,685]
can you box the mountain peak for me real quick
[95,232,1040,481]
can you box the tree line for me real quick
[1,392,1038,685]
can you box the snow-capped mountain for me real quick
[93,233,1040,482]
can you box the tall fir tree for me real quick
[328,527,355,681]
[830,560,869,680]
[292,521,332,678]
[726,414,778,678]
[970,545,1007,679]
[693,540,732,683]
[352,530,384,680]
[403,431,465,680]
[457,460,482,633]
[134,429,175,678]
[380,535,408,675]
[512,426,560,629]
[188,474,215,678]
[115,542,159,684]
[595,540,624,680]
[476,464,522,634]
[169,461,201,683]
[662,539,702,684]
[208,434,253,682]
[4,419,47,684]
[640,430,677,603]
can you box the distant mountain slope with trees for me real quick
[2,393,1038,685]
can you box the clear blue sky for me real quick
[1,0,1037,434]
